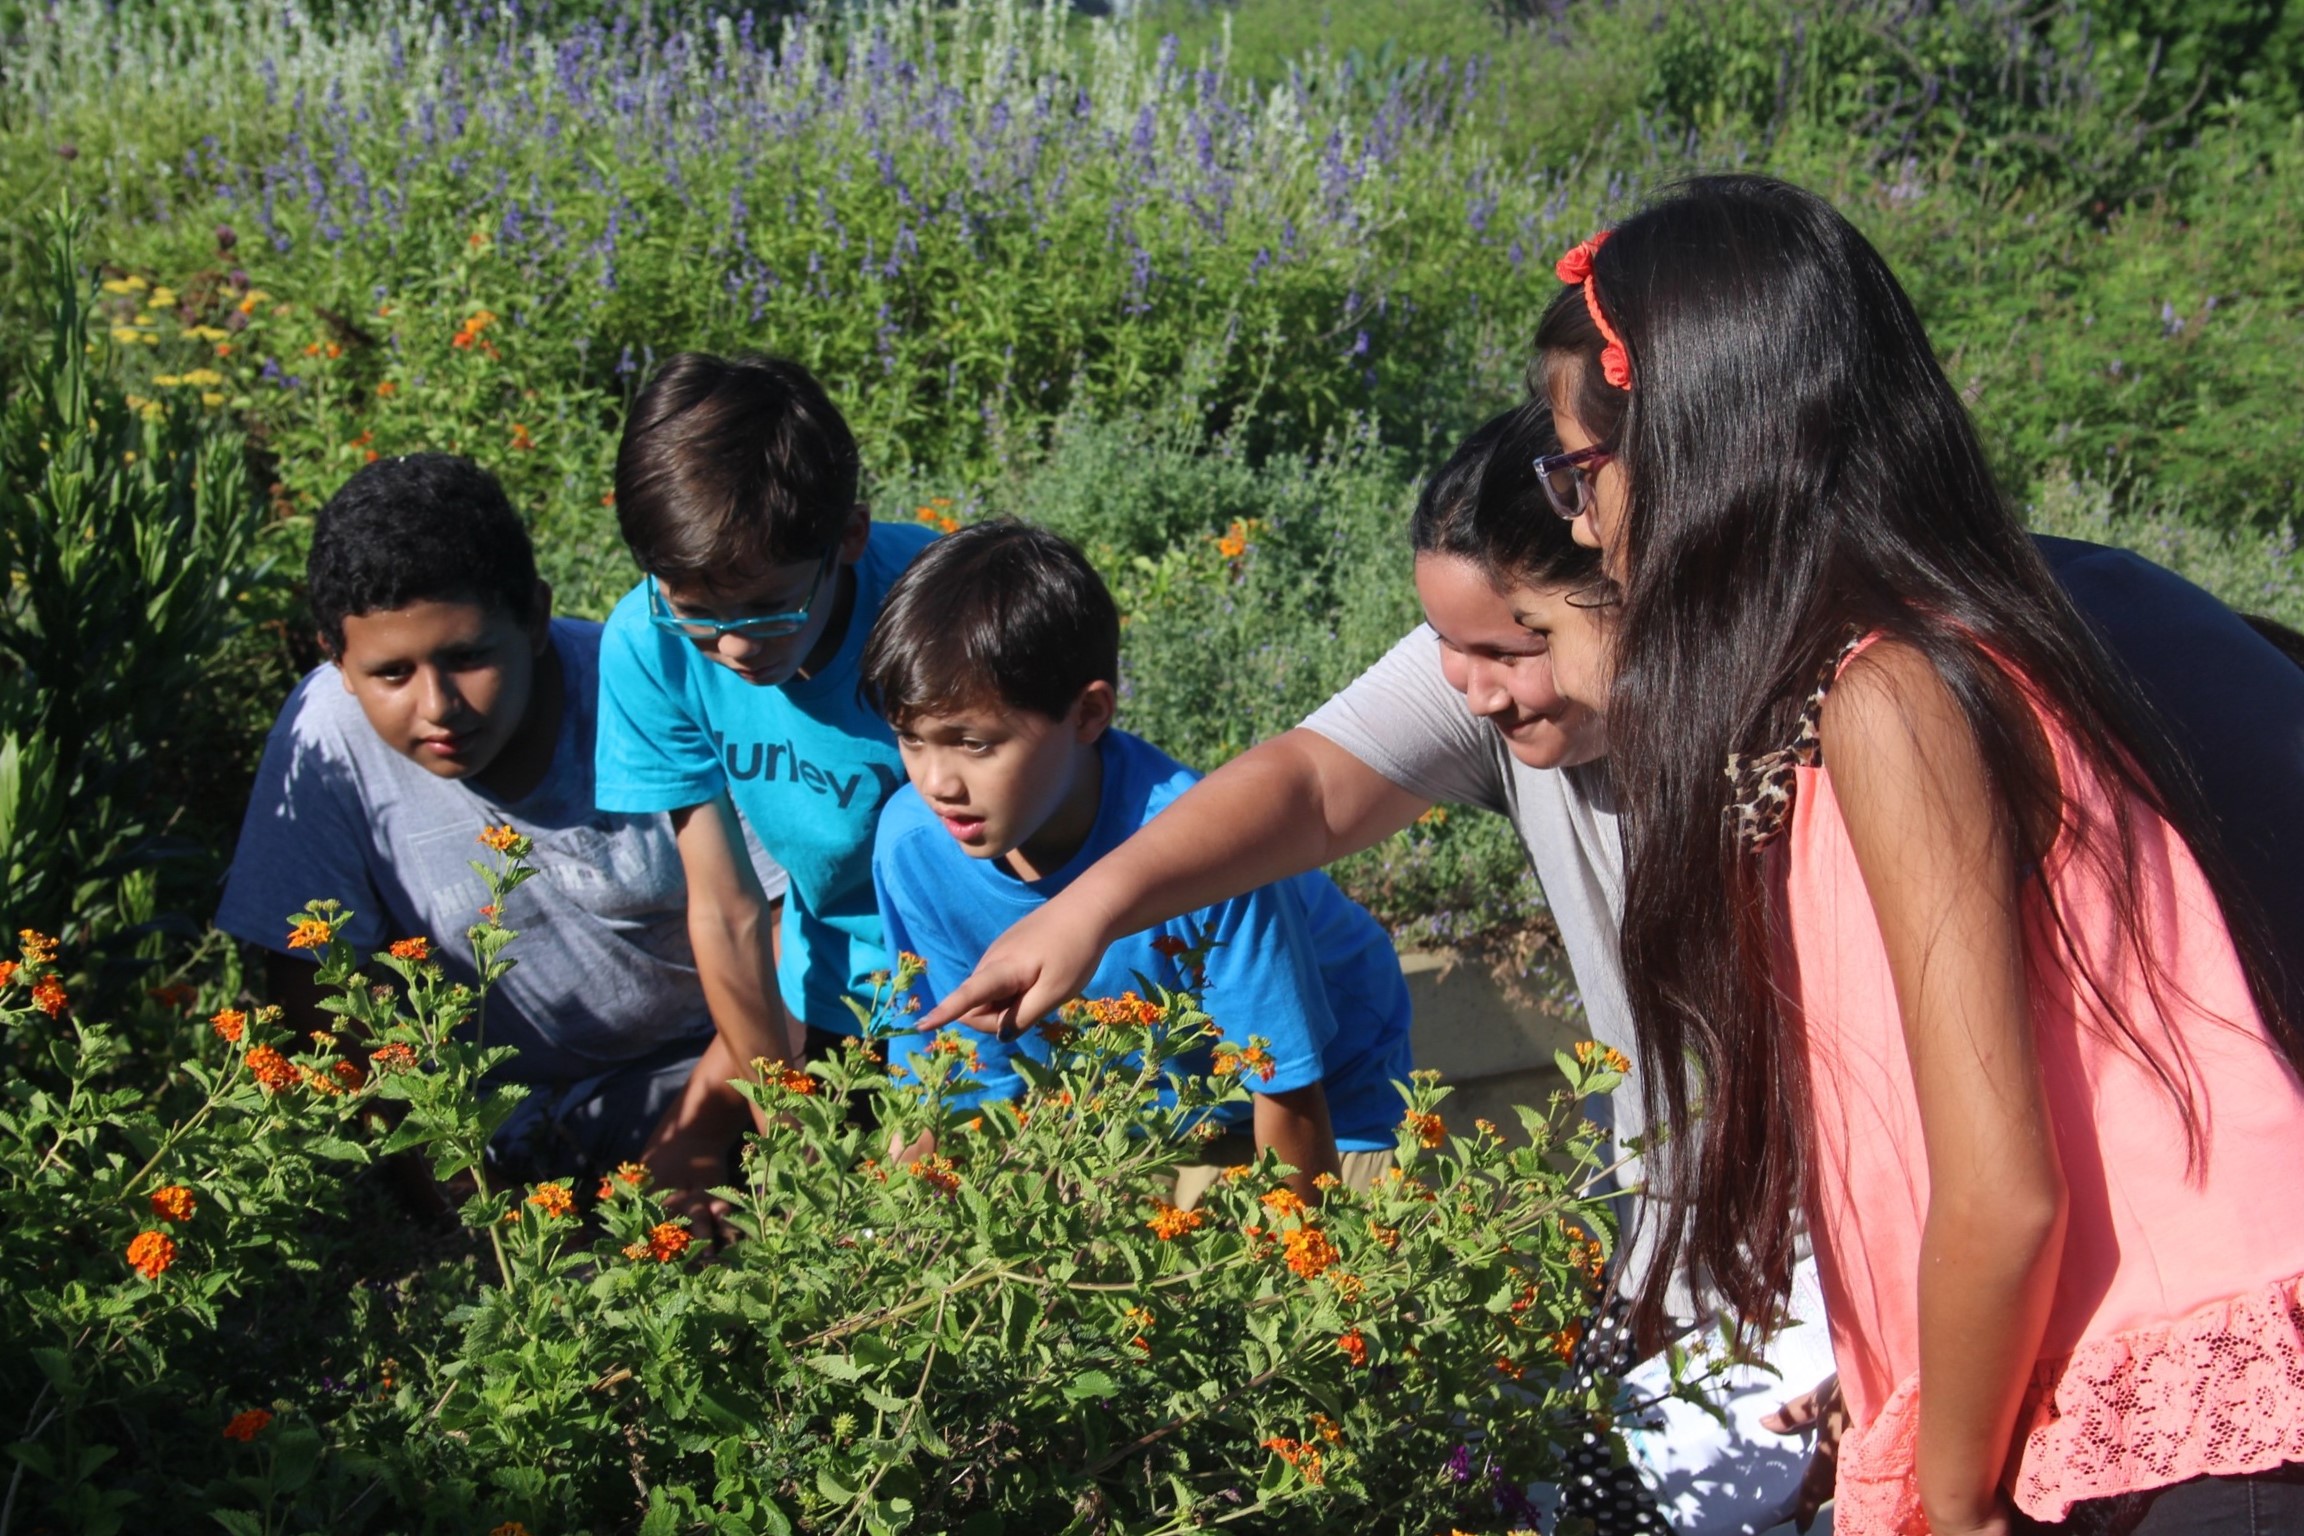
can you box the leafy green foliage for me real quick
[0,847,1635,1534]
[0,206,266,956]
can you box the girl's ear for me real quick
[1072,679,1118,744]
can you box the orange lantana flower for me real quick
[477,824,523,854]
[1283,1226,1338,1280]
[527,1182,576,1219]
[210,1008,247,1043]
[245,1044,299,1094]
[1336,1328,1369,1366]
[150,1185,197,1222]
[1145,1200,1204,1240]
[388,937,430,962]
[31,977,68,1017]
[909,1154,961,1196]
[285,917,333,951]
[127,1229,176,1280]
[1403,1111,1446,1149]
[221,1408,272,1442]
[368,1042,418,1074]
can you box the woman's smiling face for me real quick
[1414,553,1612,770]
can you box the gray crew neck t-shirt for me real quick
[216,618,787,1085]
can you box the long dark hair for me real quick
[1535,175,2298,1338]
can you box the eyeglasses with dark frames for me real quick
[1531,444,1615,521]
[646,549,838,641]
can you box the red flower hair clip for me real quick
[1556,231,1632,390]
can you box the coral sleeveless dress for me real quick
[1747,636,2304,1533]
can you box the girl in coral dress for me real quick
[1531,174,2304,1535]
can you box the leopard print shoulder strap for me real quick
[1724,632,1865,851]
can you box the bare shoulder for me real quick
[1819,638,1969,776]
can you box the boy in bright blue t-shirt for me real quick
[595,354,936,1114]
[860,520,1413,1201]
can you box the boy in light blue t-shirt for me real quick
[859,520,1413,1201]
[595,354,935,1093]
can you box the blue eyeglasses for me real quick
[646,550,837,641]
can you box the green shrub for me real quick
[0,206,268,960]
[0,841,1635,1534]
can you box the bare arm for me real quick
[921,728,1429,1033]
[1827,643,2068,1536]
[1255,1082,1343,1203]
[672,794,802,1129]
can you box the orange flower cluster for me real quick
[476,824,524,853]
[368,1042,419,1074]
[597,1161,650,1200]
[1336,1328,1369,1367]
[769,1064,818,1095]
[31,976,68,1017]
[1123,1303,1156,1352]
[1574,1040,1633,1076]
[927,1031,985,1073]
[221,1408,272,1442]
[623,1221,691,1263]
[1283,1226,1338,1280]
[306,1059,365,1095]
[1366,1220,1401,1250]
[451,309,500,357]
[388,936,430,962]
[1329,1271,1366,1303]
[527,1183,576,1219]
[909,1154,961,1196]
[150,1185,196,1222]
[1214,520,1254,561]
[1403,1111,1446,1149]
[127,1229,176,1280]
[490,1522,532,1536]
[1548,1320,1585,1361]
[285,917,333,951]
[1079,991,1163,1028]
[211,1008,247,1043]
[246,1044,299,1094]
[913,498,960,534]
[1260,1434,1325,1485]
[1145,1201,1204,1240]
[18,929,58,963]
[0,961,16,989]
[1212,1041,1277,1081]
[1259,1187,1307,1220]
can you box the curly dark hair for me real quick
[306,453,539,654]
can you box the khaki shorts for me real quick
[1170,1131,1396,1210]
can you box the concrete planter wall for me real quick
[1397,948,1583,1140]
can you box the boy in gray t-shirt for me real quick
[217,454,786,1200]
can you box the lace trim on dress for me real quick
[1832,1272,2304,1535]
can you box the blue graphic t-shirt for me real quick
[872,729,1414,1149]
[595,520,937,1032]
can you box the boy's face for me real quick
[893,686,1115,875]
[1415,554,1611,771]
[335,594,549,782]
[652,504,872,688]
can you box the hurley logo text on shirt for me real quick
[715,733,901,810]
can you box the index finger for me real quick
[917,965,1025,1033]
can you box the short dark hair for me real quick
[1409,404,1605,594]
[307,453,539,654]
[861,519,1120,725]
[614,352,861,583]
